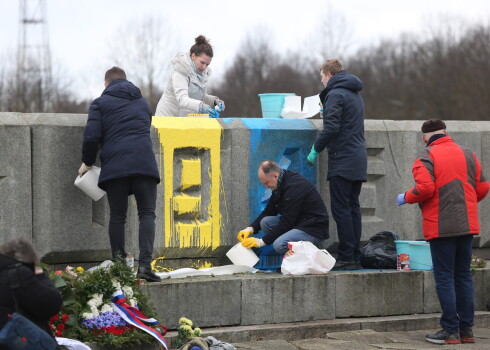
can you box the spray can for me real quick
[397,253,410,271]
[125,253,134,269]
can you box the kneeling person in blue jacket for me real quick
[79,67,161,282]
[237,160,329,254]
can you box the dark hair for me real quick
[421,119,447,133]
[190,35,213,58]
[259,160,280,174]
[105,66,126,84]
[0,238,40,265]
[320,59,344,76]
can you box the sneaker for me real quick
[425,329,460,344]
[460,328,475,343]
[136,266,161,282]
[332,260,361,271]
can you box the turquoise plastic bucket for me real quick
[258,93,295,118]
[395,240,433,270]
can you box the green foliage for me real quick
[48,260,164,347]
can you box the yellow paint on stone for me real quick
[172,194,201,217]
[152,117,222,250]
[181,159,201,190]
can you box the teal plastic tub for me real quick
[258,93,295,118]
[395,240,433,270]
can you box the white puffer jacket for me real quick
[154,53,217,117]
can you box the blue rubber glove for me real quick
[207,108,220,118]
[397,193,406,206]
[306,145,318,166]
[215,99,225,112]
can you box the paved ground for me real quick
[163,312,490,350]
[233,328,490,349]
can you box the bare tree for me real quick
[105,16,178,112]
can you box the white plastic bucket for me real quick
[226,243,259,267]
[74,166,106,201]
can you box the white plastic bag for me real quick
[281,241,336,275]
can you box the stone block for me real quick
[0,113,32,242]
[241,274,335,325]
[219,119,250,247]
[335,270,424,317]
[146,276,241,329]
[422,270,440,314]
[30,114,113,261]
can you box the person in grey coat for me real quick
[154,35,225,117]
[306,59,367,271]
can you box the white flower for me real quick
[129,298,137,307]
[82,312,94,320]
[90,306,99,317]
[112,280,121,290]
[101,304,113,313]
[122,286,134,298]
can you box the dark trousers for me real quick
[429,234,474,333]
[329,176,362,262]
[105,176,157,268]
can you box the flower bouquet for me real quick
[173,317,202,349]
[49,260,168,349]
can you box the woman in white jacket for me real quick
[155,35,225,117]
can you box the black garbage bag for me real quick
[360,231,400,269]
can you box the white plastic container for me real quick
[74,166,106,201]
[226,243,259,267]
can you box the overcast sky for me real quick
[2,0,490,102]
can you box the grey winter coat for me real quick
[154,53,217,117]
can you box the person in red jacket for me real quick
[397,119,489,345]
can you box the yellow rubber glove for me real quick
[241,237,265,249]
[237,227,253,241]
[241,237,259,248]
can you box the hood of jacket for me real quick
[320,70,363,101]
[102,79,142,100]
[171,52,212,83]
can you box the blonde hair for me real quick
[320,59,344,76]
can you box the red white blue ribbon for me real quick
[111,290,168,349]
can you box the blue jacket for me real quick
[314,70,367,182]
[82,79,160,189]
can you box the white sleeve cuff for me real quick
[256,238,265,247]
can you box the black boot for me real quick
[137,266,161,282]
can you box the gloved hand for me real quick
[207,108,220,118]
[214,99,225,112]
[199,103,220,118]
[397,193,406,206]
[241,237,265,249]
[78,163,92,177]
[237,227,254,241]
[306,145,318,166]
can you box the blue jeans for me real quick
[105,176,158,267]
[429,234,474,333]
[329,176,362,262]
[260,216,323,254]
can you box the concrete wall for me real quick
[1,113,490,265]
[146,267,490,329]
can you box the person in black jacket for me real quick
[237,160,329,254]
[79,67,161,282]
[0,238,62,339]
[306,59,367,271]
